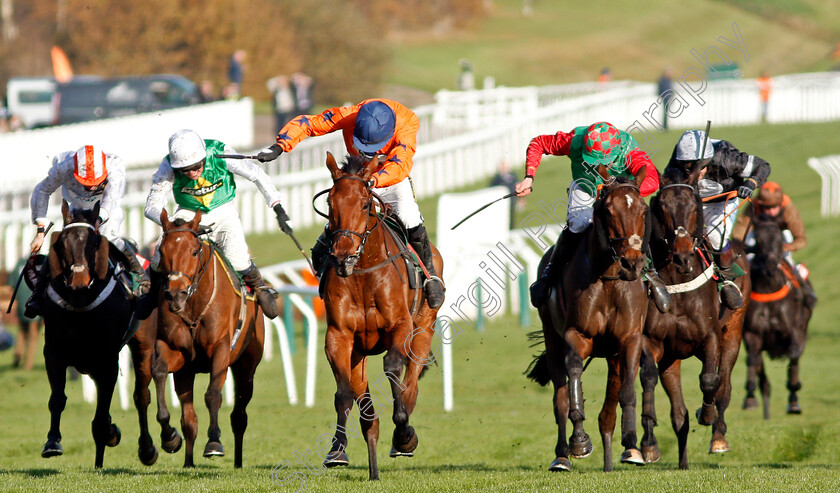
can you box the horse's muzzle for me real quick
[619,256,645,281]
[163,289,188,313]
[672,253,694,275]
[333,254,359,278]
[68,264,92,290]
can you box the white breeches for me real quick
[151,202,251,271]
[374,177,423,229]
[566,179,595,233]
[703,198,740,251]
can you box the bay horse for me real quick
[527,169,650,472]
[127,310,184,465]
[320,153,443,480]
[151,209,265,468]
[40,201,134,468]
[638,166,749,469]
[742,216,813,419]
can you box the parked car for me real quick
[5,77,57,129]
[52,74,200,125]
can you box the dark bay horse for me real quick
[638,167,749,469]
[151,209,265,468]
[40,201,134,468]
[527,170,650,472]
[742,217,813,418]
[320,153,443,480]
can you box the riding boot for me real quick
[134,267,162,321]
[240,262,279,319]
[790,263,818,311]
[311,226,331,278]
[529,229,582,308]
[120,240,150,298]
[714,246,744,310]
[644,247,671,313]
[23,265,49,319]
[407,224,445,309]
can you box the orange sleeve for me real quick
[274,104,361,152]
[369,100,419,188]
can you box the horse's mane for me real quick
[172,218,190,227]
[341,155,368,176]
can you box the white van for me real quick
[6,77,57,129]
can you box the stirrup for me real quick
[719,280,743,309]
[422,275,445,291]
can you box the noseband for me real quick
[58,221,99,288]
[161,227,211,300]
[316,175,387,262]
[598,183,646,260]
[656,183,701,256]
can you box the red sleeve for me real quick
[524,130,574,177]
[626,149,660,197]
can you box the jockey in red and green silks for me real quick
[513,121,670,312]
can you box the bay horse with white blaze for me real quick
[320,153,443,480]
[637,165,749,469]
[40,201,134,468]
[528,169,650,472]
[151,209,265,468]
[742,216,813,418]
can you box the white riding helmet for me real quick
[675,130,714,161]
[168,129,207,169]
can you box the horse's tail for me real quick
[525,351,551,387]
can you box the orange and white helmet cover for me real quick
[73,145,108,186]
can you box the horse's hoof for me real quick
[161,429,183,454]
[743,397,759,410]
[323,450,349,467]
[139,445,159,466]
[695,406,716,426]
[709,438,730,454]
[203,441,225,458]
[569,435,593,459]
[620,448,645,466]
[549,456,571,471]
[389,446,414,458]
[392,427,419,455]
[642,445,661,463]
[41,440,63,458]
[107,424,121,447]
[787,402,802,414]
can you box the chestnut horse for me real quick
[527,170,650,472]
[638,166,749,469]
[742,217,813,419]
[39,201,134,468]
[320,153,443,480]
[151,209,265,468]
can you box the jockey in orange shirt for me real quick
[256,99,444,309]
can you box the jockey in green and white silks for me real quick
[141,129,293,320]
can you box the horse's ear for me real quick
[61,200,72,225]
[686,159,707,186]
[191,210,203,231]
[160,209,171,231]
[360,155,379,181]
[596,164,611,182]
[633,166,647,190]
[94,236,110,280]
[326,152,341,180]
[48,237,62,280]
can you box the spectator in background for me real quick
[7,114,24,132]
[197,80,217,104]
[221,83,240,101]
[657,68,674,130]
[457,59,476,91]
[266,75,297,135]
[227,49,247,98]
[756,71,773,123]
[291,72,314,115]
[598,67,611,86]
[489,160,523,229]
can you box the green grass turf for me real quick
[1,121,839,491]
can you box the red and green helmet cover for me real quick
[582,122,624,167]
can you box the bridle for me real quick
[655,183,701,259]
[57,221,99,288]
[161,227,213,302]
[597,182,646,261]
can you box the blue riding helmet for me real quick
[353,101,396,156]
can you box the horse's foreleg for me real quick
[229,342,261,469]
[203,349,229,459]
[758,353,771,419]
[173,369,197,468]
[564,330,592,459]
[659,359,690,469]
[696,333,721,427]
[786,356,802,414]
[384,347,417,458]
[617,335,643,467]
[324,328,354,468]
[710,317,743,454]
[742,331,761,411]
[349,357,379,481]
[129,337,157,466]
[42,344,67,459]
[639,346,662,464]
[152,340,183,454]
[91,361,120,469]
[598,357,621,472]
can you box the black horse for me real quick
[742,216,814,418]
[39,201,134,468]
